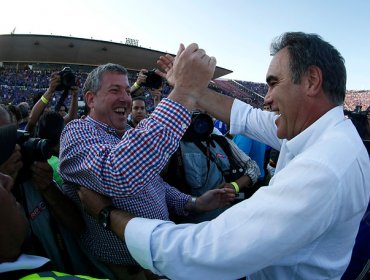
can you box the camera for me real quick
[183,112,214,142]
[142,69,162,89]
[16,130,53,181]
[55,67,76,92]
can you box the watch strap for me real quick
[99,205,116,230]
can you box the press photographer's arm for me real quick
[27,72,60,134]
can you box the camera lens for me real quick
[183,113,214,141]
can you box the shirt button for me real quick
[181,123,187,129]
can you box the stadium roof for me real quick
[0,34,232,79]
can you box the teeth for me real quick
[114,108,126,113]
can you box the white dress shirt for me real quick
[126,99,370,280]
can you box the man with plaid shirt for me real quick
[59,51,231,280]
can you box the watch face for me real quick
[99,206,113,229]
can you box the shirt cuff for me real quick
[150,98,191,138]
[125,217,170,274]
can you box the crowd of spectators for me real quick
[344,90,370,112]
[1,66,369,113]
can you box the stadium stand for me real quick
[1,66,369,112]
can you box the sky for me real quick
[0,0,369,90]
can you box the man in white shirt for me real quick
[78,32,370,280]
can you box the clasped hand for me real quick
[156,43,217,96]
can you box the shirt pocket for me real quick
[182,152,207,189]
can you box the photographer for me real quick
[130,68,163,110]
[163,111,260,223]
[0,107,87,274]
[0,165,108,280]
[0,105,23,180]
[26,70,79,135]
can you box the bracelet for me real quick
[230,182,240,193]
[40,95,49,105]
[191,196,197,210]
[132,82,141,90]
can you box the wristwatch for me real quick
[98,205,116,230]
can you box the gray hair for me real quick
[83,63,128,95]
[270,32,346,105]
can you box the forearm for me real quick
[130,81,141,95]
[64,92,79,123]
[110,209,135,240]
[40,182,85,234]
[196,88,234,126]
[27,89,53,133]
[167,87,197,112]
[234,175,253,191]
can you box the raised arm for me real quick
[27,72,60,134]
[130,69,148,96]
[156,49,233,125]
[63,85,79,124]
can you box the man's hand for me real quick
[78,186,112,220]
[47,72,61,94]
[30,161,54,192]
[0,144,23,180]
[156,54,176,86]
[157,43,217,93]
[136,69,148,86]
[157,43,217,111]
[193,188,235,212]
[218,182,238,193]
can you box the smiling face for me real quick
[86,72,132,136]
[264,48,308,140]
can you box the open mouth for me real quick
[114,108,126,116]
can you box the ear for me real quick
[85,91,95,112]
[305,65,323,97]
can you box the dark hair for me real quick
[17,103,30,119]
[132,96,146,104]
[6,104,22,123]
[37,111,65,146]
[270,32,346,105]
[55,103,68,113]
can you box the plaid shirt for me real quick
[59,98,192,264]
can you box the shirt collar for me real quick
[85,116,120,137]
[285,106,345,157]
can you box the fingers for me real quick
[209,56,217,69]
[154,68,167,79]
[32,161,51,173]
[180,43,199,58]
[157,54,175,73]
[176,43,186,58]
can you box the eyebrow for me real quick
[266,75,277,85]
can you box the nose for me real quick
[119,89,132,102]
[264,89,273,106]
[0,172,14,192]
